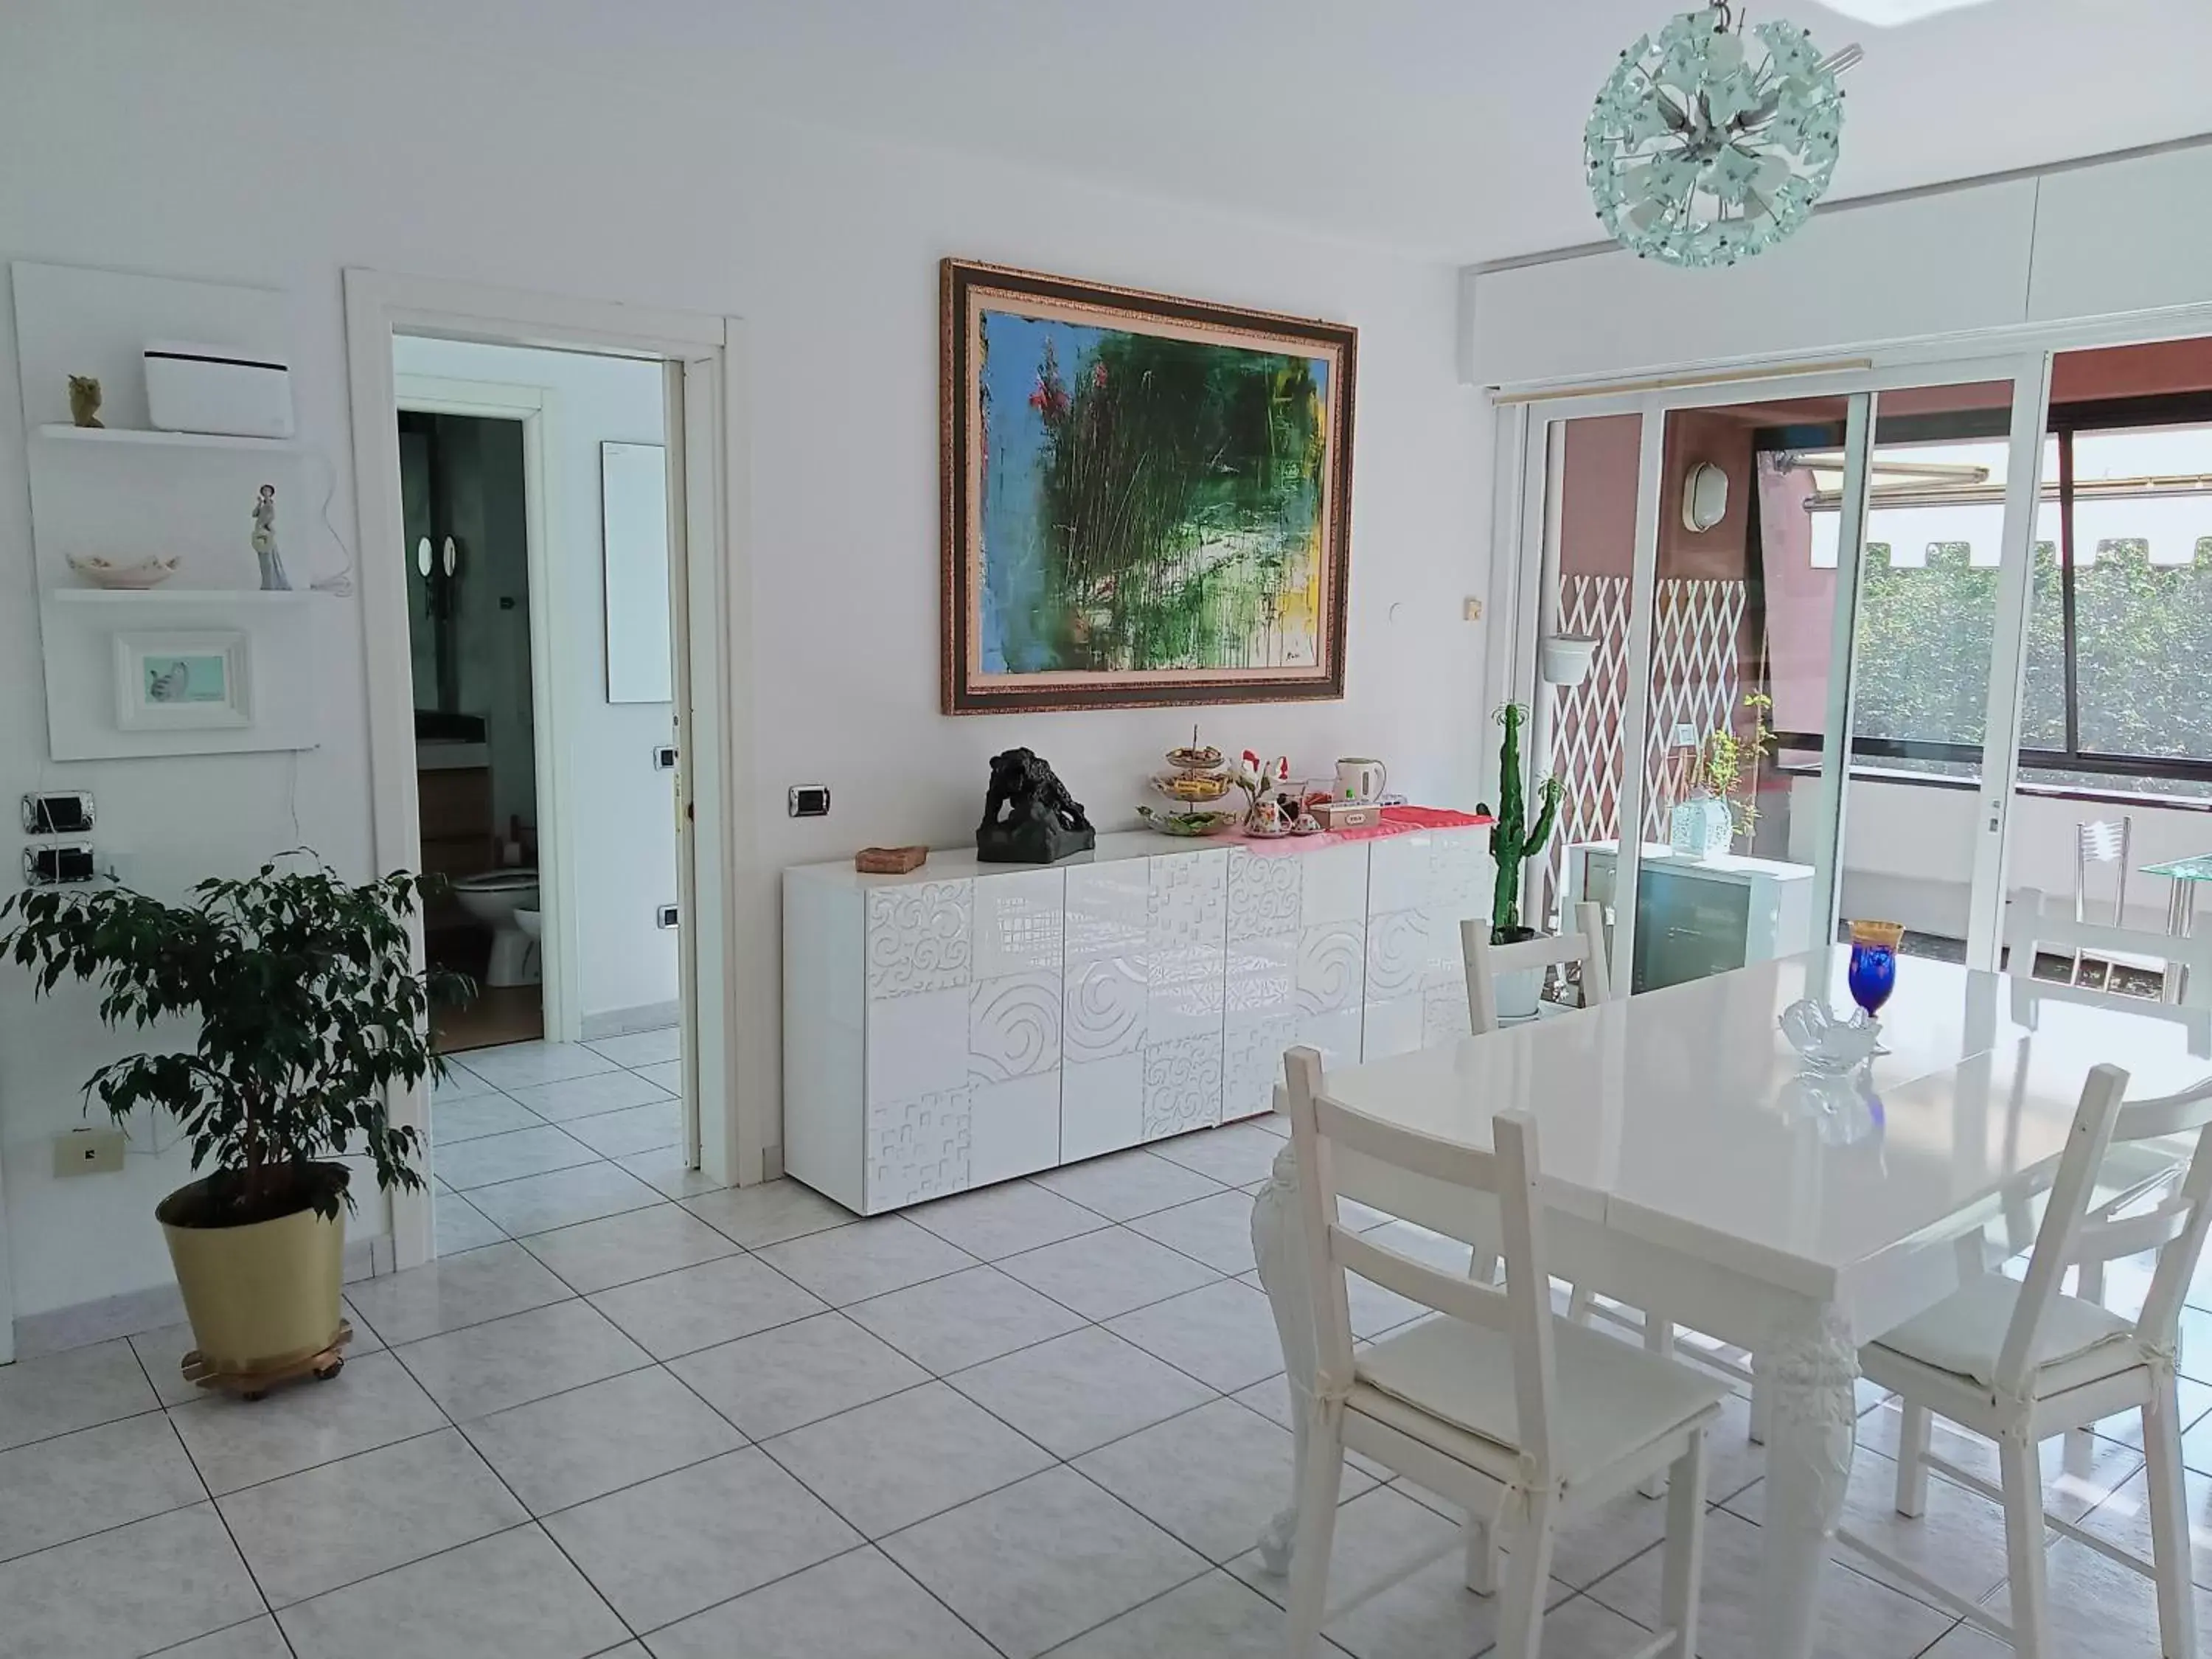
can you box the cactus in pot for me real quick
[1478,703,1563,945]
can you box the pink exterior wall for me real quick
[1558,414,1641,578]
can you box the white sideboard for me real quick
[783,825,1495,1214]
[1565,839,1815,995]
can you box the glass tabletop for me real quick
[2144,855,2212,882]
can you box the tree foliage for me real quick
[1854,537,2212,794]
[1,857,473,1224]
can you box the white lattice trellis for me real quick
[1544,574,1749,906]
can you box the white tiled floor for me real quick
[4,1029,2211,1656]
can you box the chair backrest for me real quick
[2106,1078,2212,1352]
[1992,1062,2132,1397]
[1461,900,1612,1034]
[2003,887,2212,1009]
[1281,1045,1558,1474]
[2075,818,2132,930]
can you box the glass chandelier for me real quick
[1585,4,1863,269]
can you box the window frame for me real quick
[1765,389,2212,790]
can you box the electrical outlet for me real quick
[21,792,94,835]
[53,1127,126,1177]
[1670,723,1701,748]
[788,785,830,818]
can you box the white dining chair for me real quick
[1279,1046,1728,1659]
[2072,818,2141,990]
[2006,886,2212,1011]
[1849,1062,2212,1659]
[2005,888,2212,1314]
[1461,900,1611,1033]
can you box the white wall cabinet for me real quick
[784,827,1494,1214]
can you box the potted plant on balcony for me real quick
[1671,692,1776,859]
[1477,703,1566,1020]
[1,856,469,1397]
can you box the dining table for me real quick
[1249,947,2212,1659]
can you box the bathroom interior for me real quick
[401,409,546,1051]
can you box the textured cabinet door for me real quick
[864,879,975,1206]
[1295,841,1369,1070]
[1138,849,1228,1143]
[1061,860,1150,1161]
[1224,846,1304,1123]
[1363,827,1491,1060]
[967,869,1066,1183]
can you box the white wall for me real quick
[394,338,678,1033]
[0,1,1488,1322]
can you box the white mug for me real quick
[1335,757,1388,803]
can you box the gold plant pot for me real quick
[156,1164,351,1394]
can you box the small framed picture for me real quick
[114,632,252,731]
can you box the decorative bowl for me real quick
[1778,998,1885,1072]
[69,553,180,590]
[1136,805,1236,838]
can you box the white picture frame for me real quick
[113,630,252,731]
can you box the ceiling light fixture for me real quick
[1586,4,1863,269]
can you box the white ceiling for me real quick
[374,0,2212,262]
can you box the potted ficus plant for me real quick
[0,856,470,1397]
[1475,703,1565,1020]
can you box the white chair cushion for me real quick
[1870,1276,2136,1391]
[1354,1313,1730,1491]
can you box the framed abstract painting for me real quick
[941,260,1357,714]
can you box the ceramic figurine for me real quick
[250,483,291,591]
[978,748,1096,863]
[67,375,104,428]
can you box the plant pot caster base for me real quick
[181,1320,354,1402]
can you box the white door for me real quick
[1517,355,2053,991]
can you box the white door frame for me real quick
[392,374,582,1048]
[344,271,761,1269]
[1506,350,2052,991]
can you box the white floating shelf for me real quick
[46,587,316,605]
[35,422,303,455]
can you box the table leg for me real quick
[2168,884,2198,1006]
[1252,1141,1314,1576]
[1752,1307,1860,1659]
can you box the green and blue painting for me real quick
[970,303,1344,695]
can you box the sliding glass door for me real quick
[1517,355,2053,995]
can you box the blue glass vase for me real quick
[1847,922,1903,1023]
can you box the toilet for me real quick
[452,869,541,987]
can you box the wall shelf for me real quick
[46,587,316,606]
[35,422,302,455]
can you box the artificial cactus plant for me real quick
[1478,703,1563,942]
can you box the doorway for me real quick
[398,404,552,1052]
[345,272,760,1270]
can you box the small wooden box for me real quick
[1313,801,1381,831]
[855,844,929,874]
